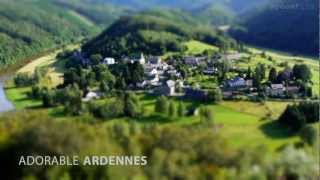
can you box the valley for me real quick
[0,1,318,179]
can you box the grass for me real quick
[4,83,301,152]
[5,86,41,109]
[187,75,217,89]
[183,40,219,55]
[17,44,80,87]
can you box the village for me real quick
[73,50,308,102]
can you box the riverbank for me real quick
[0,76,14,113]
[0,43,80,113]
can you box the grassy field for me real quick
[183,40,219,55]
[17,44,80,87]
[5,86,41,109]
[4,78,303,152]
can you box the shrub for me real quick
[299,125,318,146]
[14,73,35,87]
[155,96,169,114]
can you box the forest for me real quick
[230,0,318,56]
[82,12,238,58]
[0,0,125,69]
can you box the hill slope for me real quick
[0,0,125,68]
[230,0,318,56]
[82,12,237,58]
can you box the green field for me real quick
[5,85,299,152]
[183,40,219,55]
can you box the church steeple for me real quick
[139,53,145,64]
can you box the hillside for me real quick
[229,0,318,56]
[0,0,125,69]
[82,13,237,58]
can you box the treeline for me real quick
[82,13,238,58]
[0,111,318,179]
[0,0,99,68]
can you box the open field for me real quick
[183,40,219,55]
[5,85,300,152]
[17,44,80,86]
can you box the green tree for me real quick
[64,84,84,116]
[246,67,252,79]
[124,92,142,118]
[168,101,176,118]
[177,102,185,117]
[199,106,214,125]
[292,64,312,82]
[90,54,103,65]
[268,67,277,83]
[279,105,306,131]
[299,125,318,146]
[155,96,169,114]
[207,88,223,104]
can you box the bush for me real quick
[168,101,176,118]
[199,106,214,125]
[155,96,169,114]
[299,125,318,146]
[279,105,306,131]
[14,73,35,87]
[207,88,223,104]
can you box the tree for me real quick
[199,106,214,125]
[279,105,306,131]
[14,73,35,87]
[299,125,318,146]
[207,88,223,104]
[155,96,169,114]
[90,54,103,65]
[42,89,57,107]
[253,66,262,90]
[268,67,277,83]
[246,67,252,79]
[292,64,312,82]
[64,84,84,116]
[168,101,176,118]
[124,92,142,118]
[177,102,185,117]
[129,62,144,85]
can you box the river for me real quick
[0,76,14,113]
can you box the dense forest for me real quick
[0,0,125,68]
[230,0,318,56]
[82,12,237,58]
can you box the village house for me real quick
[124,53,146,64]
[266,84,285,97]
[226,77,247,88]
[83,91,101,102]
[286,86,300,95]
[103,57,116,65]
[145,67,159,76]
[154,80,176,96]
[222,52,243,61]
[184,88,208,101]
[147,56,162,65]
[184,56,206,66]
[203,67,217,75]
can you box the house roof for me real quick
[166,80,175,87]
[271,84,284,89]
